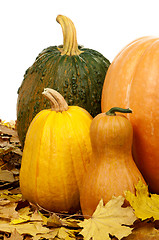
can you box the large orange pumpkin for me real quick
[101,36,159,194]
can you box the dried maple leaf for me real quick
[0,222,50,237]
[47,213,63,227]
[0,169,15,183]
[0,190,22,202]
[3,229,23,240]
[63,217,81,228]
[79,196,137,240]
[0,122,22,172]
[0,190,81,239]
[58,227,77,239]
[31,226,78,240]
[122,222,159,240]
[46,212,81,229]
[11,206,31,224]
[0,201,19,220]
[32,228,59,240]
[30,210,44,222]
[125,180,159,220]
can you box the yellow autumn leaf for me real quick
[125,179,159,220]
[0,192,22,202]
[11,206,31,224]
[58,227,76,239]
[0,120,16,129]
[32,228,59,240]
[32,226,77,240]
[79,196,137,240]
[0,222,50,237]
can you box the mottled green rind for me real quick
[17,45,110,147]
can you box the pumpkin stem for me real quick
[42,88,69,112]
[56,15,83,56]
[106,107,132,116]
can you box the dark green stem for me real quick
[106,107,132,116]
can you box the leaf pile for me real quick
[1,187,159,240]
[0,191,82,239]
[0,120,22,191]
[1,121,159,239]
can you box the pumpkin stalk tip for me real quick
[42,88,69,112]
[56,14,83,56]
[106,107,132,116]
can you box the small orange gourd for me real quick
[80,107,145,217]
[20,88,92,213]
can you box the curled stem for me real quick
[106,107,132,116]
[42,88,68,112]
[56,15,83,56]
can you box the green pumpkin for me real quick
[17,15,110,147]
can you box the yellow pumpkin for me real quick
[20,88,92,213]
[80,107,145,217]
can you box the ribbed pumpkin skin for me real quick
[20,106,92,213]
[17,46,110,147]
[80,111,145,217]
[101,36,159,193]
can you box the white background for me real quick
[1,0,159,121]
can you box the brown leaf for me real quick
[0,124,20,148]
[0,222,50,237]
[47,213,63,227]
[24,237,33,240]
[4,229,23,240]
[30,210,44,222]
[0,170,15,183]
[0,199,10,206]
[0,125,16,138]
[32,228,59,240]
[123,222,159,240]
[0,122,22,169]
[0,201,19,220]
[63,217,81,228]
